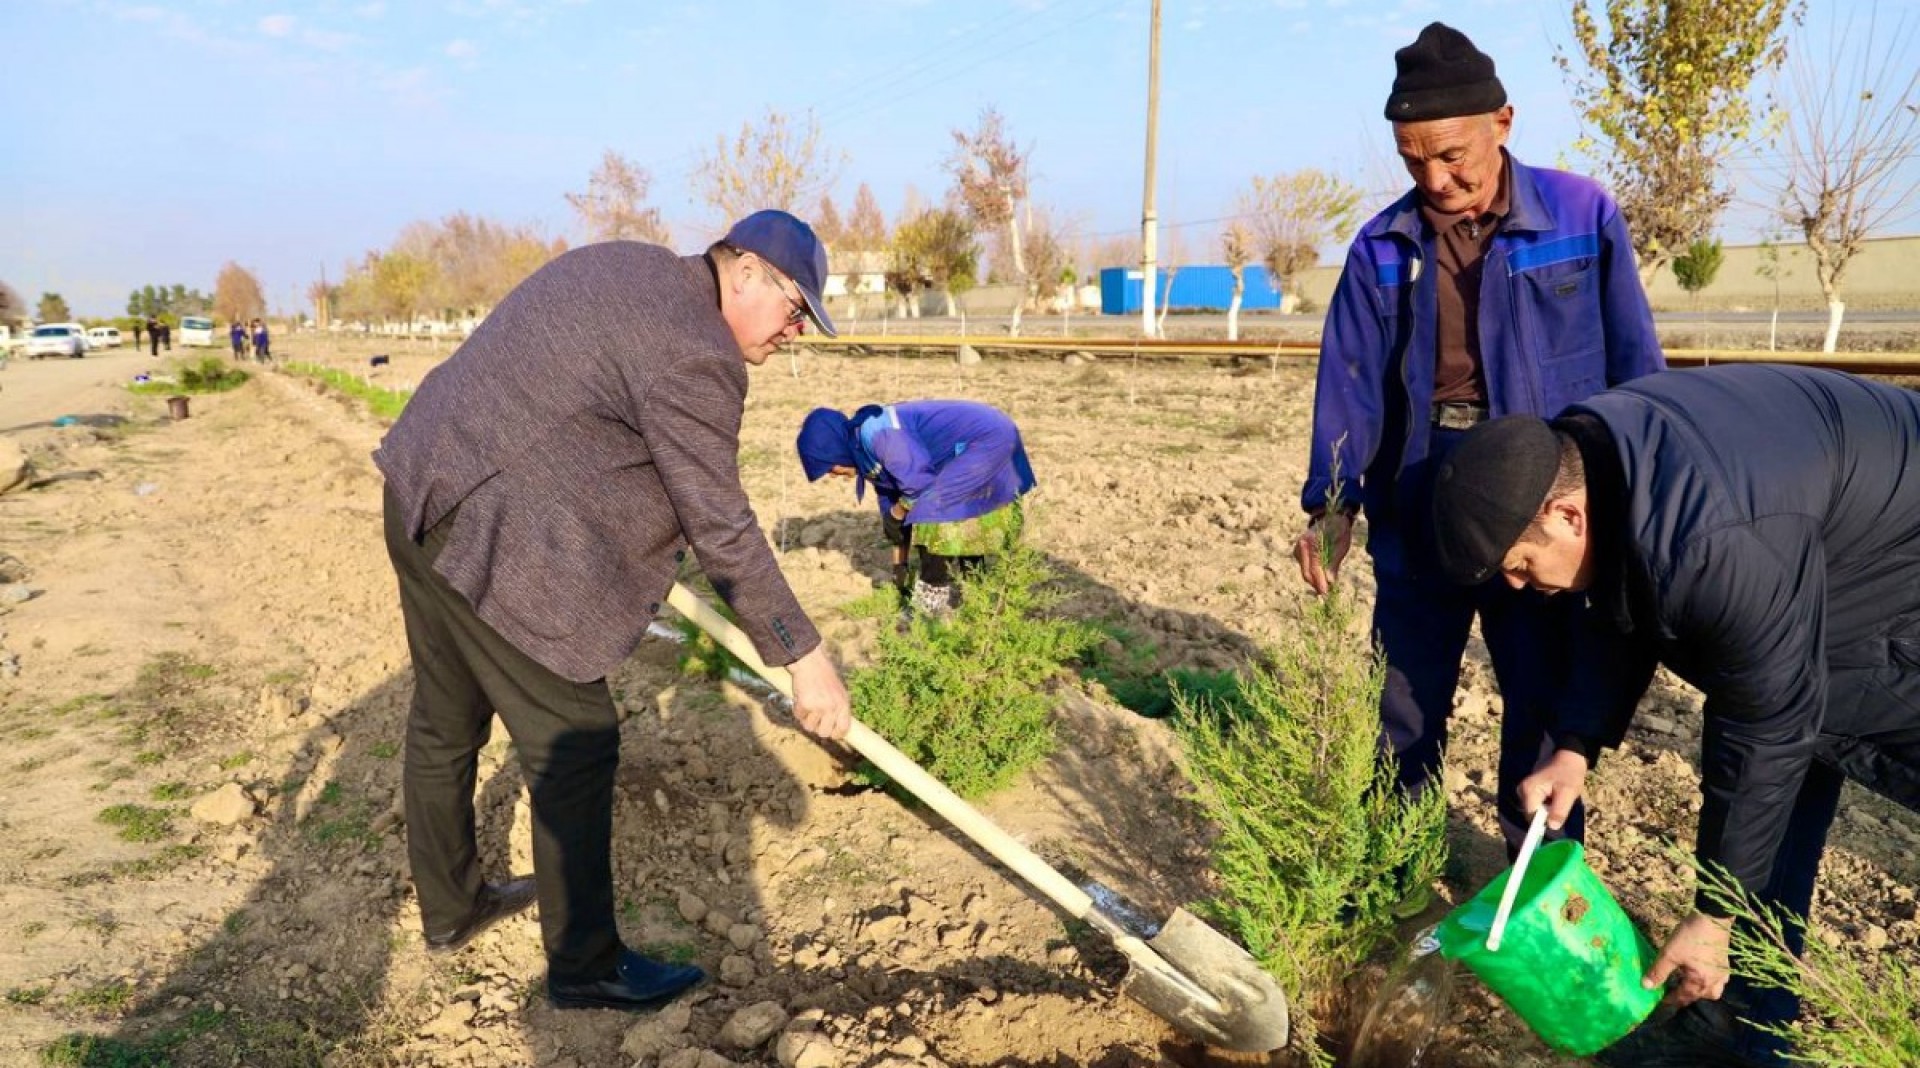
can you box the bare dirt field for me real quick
[0,339,1914,1067]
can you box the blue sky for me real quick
[3,0,1914,318]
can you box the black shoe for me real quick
[424,877,538,955]
[547,948,707,1012]
[1596,1000,1771,1068]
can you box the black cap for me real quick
[1385,22,1508,122]
[1432,415,1560,584]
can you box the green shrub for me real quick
[851,547,1096,799]
[128,357,248,396]
[671,605,750,682]
[1696,859,1920,1067]
[1173,584,1445,1066]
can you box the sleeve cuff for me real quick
[1554,735,1604,769]
[1694,886,1738,919]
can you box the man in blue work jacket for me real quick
[1292,22,1665,863]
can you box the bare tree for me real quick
[213,262,267,325]
[811,193,846,247]
[845,183,888,250]
[1238,170,1361,306]
[566,150,671,246]
[1556,0,1800,283]
[1086,236,1135,276]
[1763,6,1920,352]
[386,213,561,327]
[946,108,1033,333]
[1223,223,1253,342]
[692,109,844,225]
[1023,209,1075,311]
[306,279,333,330]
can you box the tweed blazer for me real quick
[374,241,818,683]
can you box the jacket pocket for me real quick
[1520,261,1602,363]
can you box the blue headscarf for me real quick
[795,405,888,502]
[796,408,854,481]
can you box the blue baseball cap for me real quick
[723,210,838,338]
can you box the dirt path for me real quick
[0,343,1914,1067]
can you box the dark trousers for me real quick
[383,488,623,982]
[1370,425,1584,854]
[1375,566,1583,852]
[1728,668,1920,1062]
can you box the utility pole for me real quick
[1139,0,1161,338]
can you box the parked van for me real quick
[180,316,216,347]
[86,326,123,349]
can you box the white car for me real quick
[86,326,122,349]
[25,323,88,359]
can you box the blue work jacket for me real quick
[1301,154,1664,531]
[854,400,1036,526]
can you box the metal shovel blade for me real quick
[1114,907,1290,1052]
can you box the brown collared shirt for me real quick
[1419,156,1512,405]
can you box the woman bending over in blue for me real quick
[796,399,1036,616]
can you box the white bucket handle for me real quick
[1486,806,1549,952]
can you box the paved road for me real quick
[0,346,165,434]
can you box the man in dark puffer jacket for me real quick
[1431,364,1920,1068]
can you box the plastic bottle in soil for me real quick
[1351,924,1454,1068]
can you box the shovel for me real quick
[666,583,1290,1052]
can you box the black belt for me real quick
[1432,402,1490,430]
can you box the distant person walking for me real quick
[160,319,172,352]
[132,320,144,351]
[146,316,162,357]
[230,321,248,360]
[251,319,270,362]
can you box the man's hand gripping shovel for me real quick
[666,583,1290,1052]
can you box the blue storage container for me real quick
[1098,265,1281,314]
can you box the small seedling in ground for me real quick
[64,981,133,1012]
[149,782,193,802]
[73,914,123,940]
[113,844,205,879]
[6,985,51,1006]
[218,750,255,771]
[369,741,399,759]
[96,804,173,843]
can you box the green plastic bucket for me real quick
[1434,839,1661,1056]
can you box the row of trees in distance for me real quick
[9,1,1906,349]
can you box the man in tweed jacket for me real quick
[375,210,851,1012]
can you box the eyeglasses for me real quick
[771,272,808,327]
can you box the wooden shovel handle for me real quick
[665,583,1096,921]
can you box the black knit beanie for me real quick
[1385,22,1508,122]
[1432,415,1561,585]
